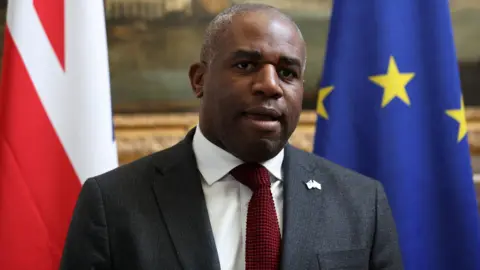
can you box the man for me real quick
[60,3,403,270]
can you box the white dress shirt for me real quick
[192,126,284,270]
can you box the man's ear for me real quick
[188,62,206,98]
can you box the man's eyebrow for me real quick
[229,49,303,68]
[230,49,262,60]
[279,56,302,69]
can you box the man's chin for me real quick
[232,137,285,163]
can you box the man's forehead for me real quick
[221,12,305,59]
[229,11,301,40]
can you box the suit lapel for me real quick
[151,130,221,270]
[280,145,329,269]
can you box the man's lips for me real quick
[241,106,282,132]
[243,107,282,121]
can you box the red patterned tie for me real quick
[230,163,281,270]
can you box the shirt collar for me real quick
[192,125,284,186]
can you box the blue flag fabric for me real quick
[313,0,480,269]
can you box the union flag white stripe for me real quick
[8,0,118,183]
[0,0,118,269]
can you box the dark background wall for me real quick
[460,60,480,106]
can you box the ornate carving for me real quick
[466,108,480,155]
[114,109,480,164]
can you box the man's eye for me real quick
[235,62,255,70]
[278,69,297,79]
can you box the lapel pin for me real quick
[305,180,321,190]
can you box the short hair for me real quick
[200,3,305,66]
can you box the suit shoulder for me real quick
[88,141,185,189]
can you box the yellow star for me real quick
[316,86,334,119]
[446,97,468,143]
[369,56,415,108]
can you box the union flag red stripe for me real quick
[0,0,118,269]
[33,0,65,69]
[0,26,81,270]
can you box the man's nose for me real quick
[251,65,283,99]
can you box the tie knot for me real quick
[230,163,270,191]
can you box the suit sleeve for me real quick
[60,178,111,270]
[370,181,404,270]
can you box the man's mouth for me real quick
[243,107,282,121]
[244,113,278,121]
[241,107,282,132]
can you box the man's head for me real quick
[189,3,306,163]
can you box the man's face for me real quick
[191,11,305,162]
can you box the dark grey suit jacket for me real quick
[60,129,403,270]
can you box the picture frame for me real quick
[102,0,480,113]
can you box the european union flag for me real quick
[313,0,480,269]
